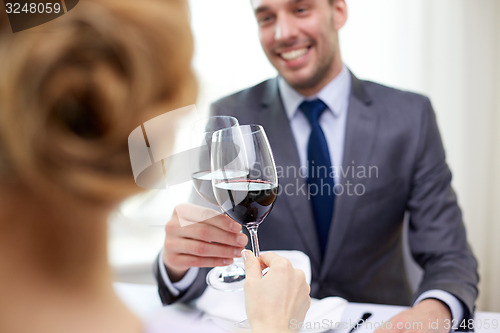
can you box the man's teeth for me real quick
[280,48,307,60]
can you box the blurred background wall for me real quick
[110,0,500,312]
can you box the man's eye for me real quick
[295,7,308,14]
[258,15,274,25]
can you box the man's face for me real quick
[252,0,346,95]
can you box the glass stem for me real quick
[246,225,260,258]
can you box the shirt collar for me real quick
[278,64,351,120]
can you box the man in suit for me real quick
[155,0,479,331]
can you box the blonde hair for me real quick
[0,0,197,204]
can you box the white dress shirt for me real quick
[278,63,351,186]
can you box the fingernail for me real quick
[224,258,233,265]
[231,222,241,232]
[241,249,249,262]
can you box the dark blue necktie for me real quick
[300,99,335,257]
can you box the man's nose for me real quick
[274,14,297,42]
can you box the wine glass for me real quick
[211,124,278,260]
[190,116,247,291]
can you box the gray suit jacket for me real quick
[155,73,479,320]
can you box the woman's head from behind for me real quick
[0,0,196,207]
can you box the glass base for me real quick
[206,261,245,291]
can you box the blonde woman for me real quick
[0,1,310,332]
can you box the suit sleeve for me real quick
[406,98,479,323]
[154,252,210,305]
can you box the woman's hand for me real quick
[243,250,311,332]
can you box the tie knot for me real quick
[299,99,328,124]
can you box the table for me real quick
[114,283,500,333]
[337,303,500,333]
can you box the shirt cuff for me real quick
[414,289,464,331]
[158,249,199,297]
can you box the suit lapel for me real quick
[321,74,379,277]
[254,75,378,273]
[258,79,322,267]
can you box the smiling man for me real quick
[156,1,479,332]
[255,0,344,96]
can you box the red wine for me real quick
[214,180,277,226]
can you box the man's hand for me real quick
[375,299,452,333]
[162,203,248,281]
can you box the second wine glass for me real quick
[190,116,246,291]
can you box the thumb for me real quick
[242,249,261,281]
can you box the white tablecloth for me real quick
[114,282,500,333]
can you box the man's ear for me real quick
[331,0,348,31]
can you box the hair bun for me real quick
[0,0,197,203]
